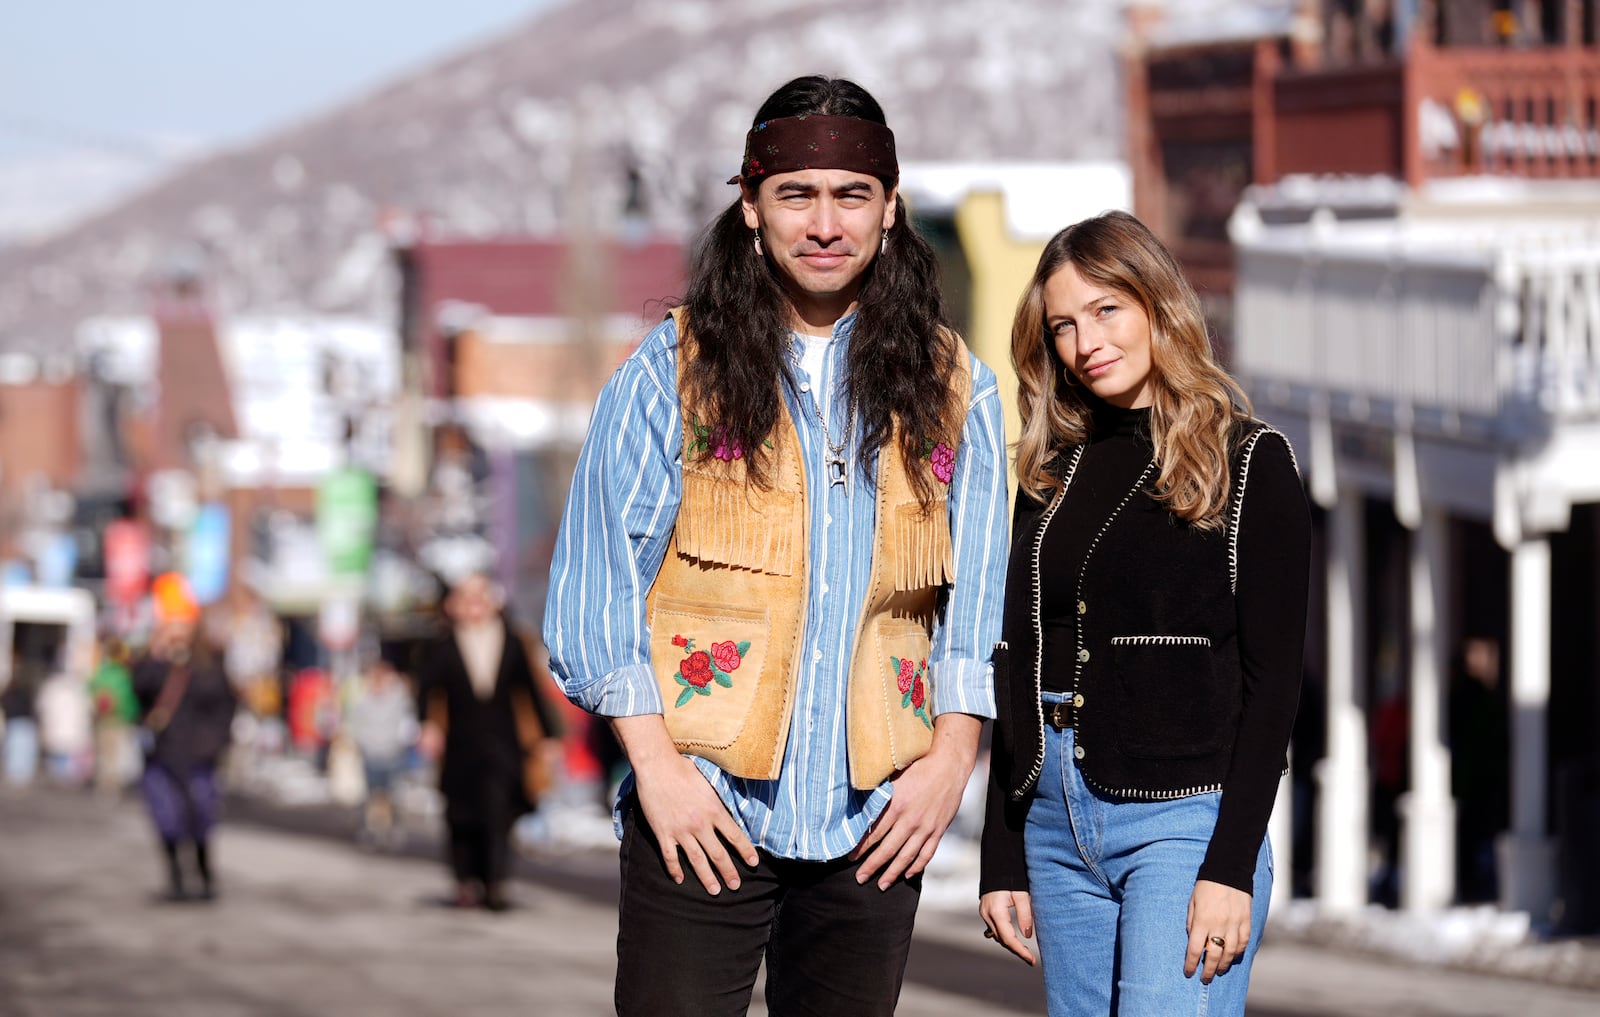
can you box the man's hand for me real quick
[1184,879,1252,983]
[850,713,981,889]
[978,890,1037,965]
[613,715,759,896]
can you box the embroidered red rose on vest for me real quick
[920,438,956,484]
[889,655,932,729]
[671,635,752,709]
[681,651,713,687]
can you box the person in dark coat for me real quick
[418,571,561,911]
[132,574,237,901]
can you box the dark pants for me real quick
[446,770,516,891]
[615,803,921,1017]
[141,761,219,842]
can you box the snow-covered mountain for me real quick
[0,0,1290,355]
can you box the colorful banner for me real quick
[102,520,150,606]
[316,468,378,578]
[185,503,231,605]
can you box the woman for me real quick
[978,211,1309,1016]
[417,571,561,911]
[133,573,236,901]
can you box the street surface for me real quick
[3,788,1598,1016]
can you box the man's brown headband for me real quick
[731,114,898,185]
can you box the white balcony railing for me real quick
[1230,206,1600,444]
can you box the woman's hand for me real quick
[978,890,1037,966]
[1185,879,1251,983]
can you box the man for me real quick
[545,76,1007,1016]
[418,571,561,911]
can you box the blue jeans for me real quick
[1026,693,1272,1017]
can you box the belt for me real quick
[1043,699,1077,730]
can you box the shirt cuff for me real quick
[565,662,665,717]
[929,657,996,720]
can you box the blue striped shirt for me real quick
[543,312,1008,860]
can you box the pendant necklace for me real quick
[812,393,854,495]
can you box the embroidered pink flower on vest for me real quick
[920,438,957,484]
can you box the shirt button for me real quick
[1077,649,1090,663]
[1074,745,1086,760]
[1074,693,1085,708]
[800,381,811,392]
[812,649,823,663]
[825,514,833,526]
[1077,600,1087,615]
[820,583,830,594]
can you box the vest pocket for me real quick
[1109,636,1226,760]
[857,615,936,780]
[649,596,772,750]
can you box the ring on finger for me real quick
[1208,935,1226,948]
[983,927,996,940]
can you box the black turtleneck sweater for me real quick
[1039,402,1155,693]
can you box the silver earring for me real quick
[753,230,763,256]
[880,229,889,255]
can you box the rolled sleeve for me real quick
[929,657,996,719]
[926,353,1008,721]
[563,662,666,717]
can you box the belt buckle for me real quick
[1046,701,1073,730]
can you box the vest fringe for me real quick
[893,501,954,592]
[677,474,800,576]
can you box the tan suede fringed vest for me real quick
[644,308,972,789]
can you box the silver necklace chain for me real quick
[811,391,854,494]
[792,330,853,493]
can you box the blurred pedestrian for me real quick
[89,638,140,795]
[349,649,415,849]
[1450,635,1508,903]
[545,75,1007,1017]
[221,584,284,722]
[2,648,42,788]
[132,574,237,901]
[286,665,336,765]
[418,571,560,911]
[978,211,1310,1017]
[1371,672,1409,908]
[36,653,93,786]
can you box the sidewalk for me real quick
[4,785,1600,1016]
[230,752,1600,1001]
[0,786,1038,1017]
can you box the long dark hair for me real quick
[1011,211,1251,527]
[681,75,958,504]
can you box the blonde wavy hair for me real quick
[1011,211,1251,530]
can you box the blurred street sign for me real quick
[316,467,377,577]
[34,532,77,588]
